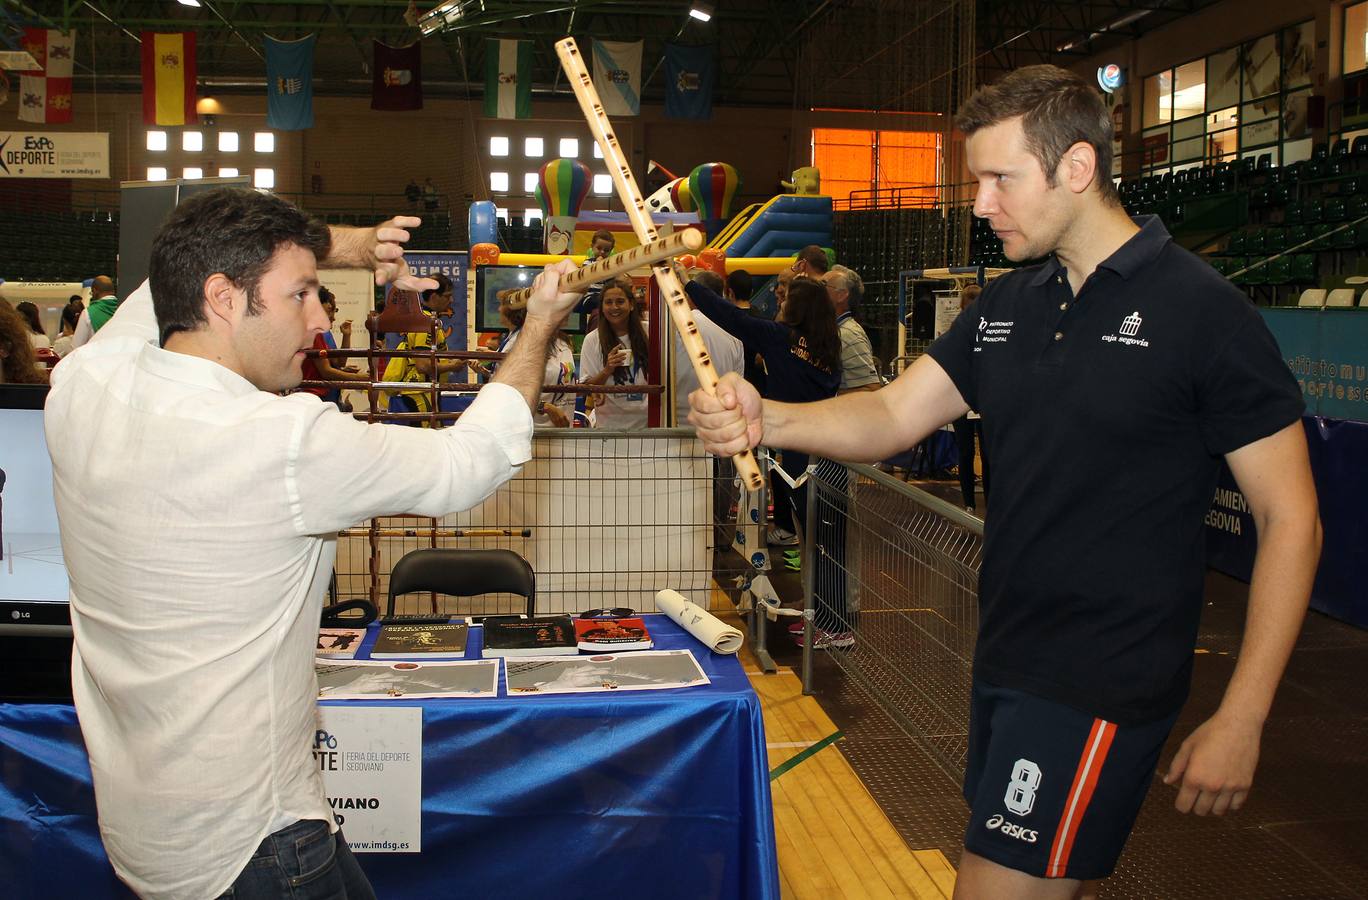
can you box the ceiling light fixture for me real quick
[689,4,714,23]
[176,0,203,8]
[417,0,470,36]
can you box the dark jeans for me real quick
[217,819,375,900]
[952,416,989,509]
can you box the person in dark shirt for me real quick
[687,65,1320,899]
[685,275,840,566]
[725,269,769,396]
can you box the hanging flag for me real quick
[664,43,714,121]
[264,34,316,130]
[483,39,532,120]
[17,28,75,125]
[141,32,197,126]
[592,39,641,117]
[372,40,422,111]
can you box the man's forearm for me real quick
[492,314,556,411]
[1216,514,1321,726]
[763,389,928,462]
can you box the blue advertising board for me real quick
[1262,307,1368,424]
[1205,309,1368,628]
[399,251,471,413]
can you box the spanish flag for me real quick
[141,32,197,126]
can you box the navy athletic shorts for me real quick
[962,680,1180,881]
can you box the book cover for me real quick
[317,628,367,660]
[574,617,653,652]
[370,623,469,659]
[482,615,578,658]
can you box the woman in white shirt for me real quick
[51,301,83,357]
[578,277,648,429]
[16,301,51,351]
[488,291,575,427]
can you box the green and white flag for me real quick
[484,39,531,119]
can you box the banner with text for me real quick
[1262,307,1368,424]
[314,705,422,852]
[0,131,108,178]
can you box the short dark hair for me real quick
[592,229,614,245]
[318,285,336,307]
[61,300,83,331]
[148,188,331,343]
[422,272,453,305]
[689,269,725,295]
[796,245,829,274]
[955,64,1119,204]
[726,269,753,301]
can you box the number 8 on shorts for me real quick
[1005,758,1042,816]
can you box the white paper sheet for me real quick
[655,589,744,654]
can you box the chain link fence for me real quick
[803,457,982,778]
[332,429,752,619]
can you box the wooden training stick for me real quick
[500,229,703,309]
[554,37,765,491]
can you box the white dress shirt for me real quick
[45,280,532,899]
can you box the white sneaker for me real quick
[766,526,799,547]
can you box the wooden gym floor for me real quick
[714,600,957,899]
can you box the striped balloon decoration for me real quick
[534,158,592,218]
[688,162,741,220]
[668,176,695,213]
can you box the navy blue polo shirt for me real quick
[928,216,1304,724]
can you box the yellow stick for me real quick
[554,37,765,491]
[500,230,703,309]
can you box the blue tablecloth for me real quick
[0,615,779,900]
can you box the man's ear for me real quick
[1061,140,1099,195]
[203,273,241,326]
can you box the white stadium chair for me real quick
[1297,289,1327,308]
[1325,288,1356,308]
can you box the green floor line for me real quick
[769,730,844,782]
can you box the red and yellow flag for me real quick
[141,31,197,126]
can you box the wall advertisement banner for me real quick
[314,705,423,853]
[0,131,108,178]
[1262,307,1368,424]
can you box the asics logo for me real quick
[985,813,1039,843]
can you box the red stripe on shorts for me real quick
[1045,718,1117,878]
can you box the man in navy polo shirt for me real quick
[688,65,1321,899]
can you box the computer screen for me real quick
[474,265,588,334]
[0,385,70,634]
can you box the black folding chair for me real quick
[385,548,535,619]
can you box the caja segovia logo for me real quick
[1102,310,1149,348]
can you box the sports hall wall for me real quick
[1068,0,1339,164]
[0,90,881,225]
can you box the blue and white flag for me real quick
[664,43,714,120]
[592,39,641,117]
[265,34,315,130]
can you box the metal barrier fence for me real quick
[802,457,983,780]
[332,428,753,620]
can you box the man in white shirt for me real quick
[45,187,581,900]
[675,269,743,425]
